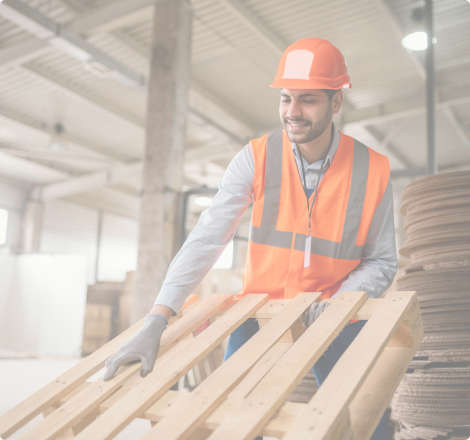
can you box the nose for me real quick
[286,99,302,120]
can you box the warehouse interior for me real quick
[0,0,469,439]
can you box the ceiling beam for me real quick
[344,91,470,128]
[24,63,249,148]
[67,0,153,36]
[0,106,127,165]
[0,0,255,145]
[440,106,469,148]
[23,64,145,129]
[0,0,146,89]
[0,138,140,220]
[0,38,49,67]
[31,140,239,201]
[216,0,285,56]
[64,187,140,219]
[32,162,143,201]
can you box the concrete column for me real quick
[132,0,192,323]
[22,200,44,252]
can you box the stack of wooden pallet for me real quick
[392,171,470,439]
[0,290,422,440]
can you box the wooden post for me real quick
[132,0,192,323]
[22,200,44,252]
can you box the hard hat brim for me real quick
[270,75,352,90]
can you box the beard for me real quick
[282,104,333,144]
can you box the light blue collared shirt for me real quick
[155,125,398,313]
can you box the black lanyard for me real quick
[295,124,335,236]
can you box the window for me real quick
[213,241,233,269]
[0,209,8,245]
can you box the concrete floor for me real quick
[0,357,277,440]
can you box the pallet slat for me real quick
[0,294,197,439]
[16,294,230,440]
[283,291,418,440]
[207,291,367,440]
[72,294,269,440]
[143,292,320,440]
[4,292,423,440]
[227,342,291,400]
[350,298,423,440]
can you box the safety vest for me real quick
[239,129,390,300]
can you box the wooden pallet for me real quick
[0,290,423,440]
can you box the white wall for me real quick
[40,200,100,285]
[0,254,88,356]
[40,200,139,284]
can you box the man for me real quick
[104,38,397,440]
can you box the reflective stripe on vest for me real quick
[249,130,369,261]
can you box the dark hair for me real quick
[322,89,341,100]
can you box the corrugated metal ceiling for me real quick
[0,0,468,195]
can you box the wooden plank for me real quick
[41,408,74,440]
[134,392,304,436]
[142,292,320,440]
[283,291,417,440]
[207,291,367,440]
[16,294,230,440]
[65,386,301,437]
[350,297,423,440]
[212,297,378,323]
[1,319,143,439]
[349,347,414,440]
[0,293,197,439]
[54,343,415,440]
[258,316,306,343]
[228,342,291,399]
[72,294,269,440]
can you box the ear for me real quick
[332,91,343,115]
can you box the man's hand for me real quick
[301,302,330,328]
[103,314,167,381]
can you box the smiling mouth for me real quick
[286,120,310,129]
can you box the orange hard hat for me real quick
[270,38,351,90]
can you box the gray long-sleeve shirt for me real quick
[155,126,398,313]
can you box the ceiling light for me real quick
[401,32,437,51]
[194,196,213,207]
[402,32,428,51]
[48,123,68,151]
[401,7,437,51]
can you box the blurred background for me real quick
[0,0,469,438]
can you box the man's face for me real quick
[279,89,333,145]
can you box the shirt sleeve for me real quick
[332,178,398,299]
[154,144,255,313]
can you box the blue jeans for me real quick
[223,318,392,440]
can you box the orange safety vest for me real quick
[238,129,390,300]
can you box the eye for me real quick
[281,99,291,104]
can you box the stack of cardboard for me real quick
[392,171,470,439]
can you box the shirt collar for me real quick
[291,122,340,168]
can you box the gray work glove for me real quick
[103,314,167,381]
[301,302,330,328]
